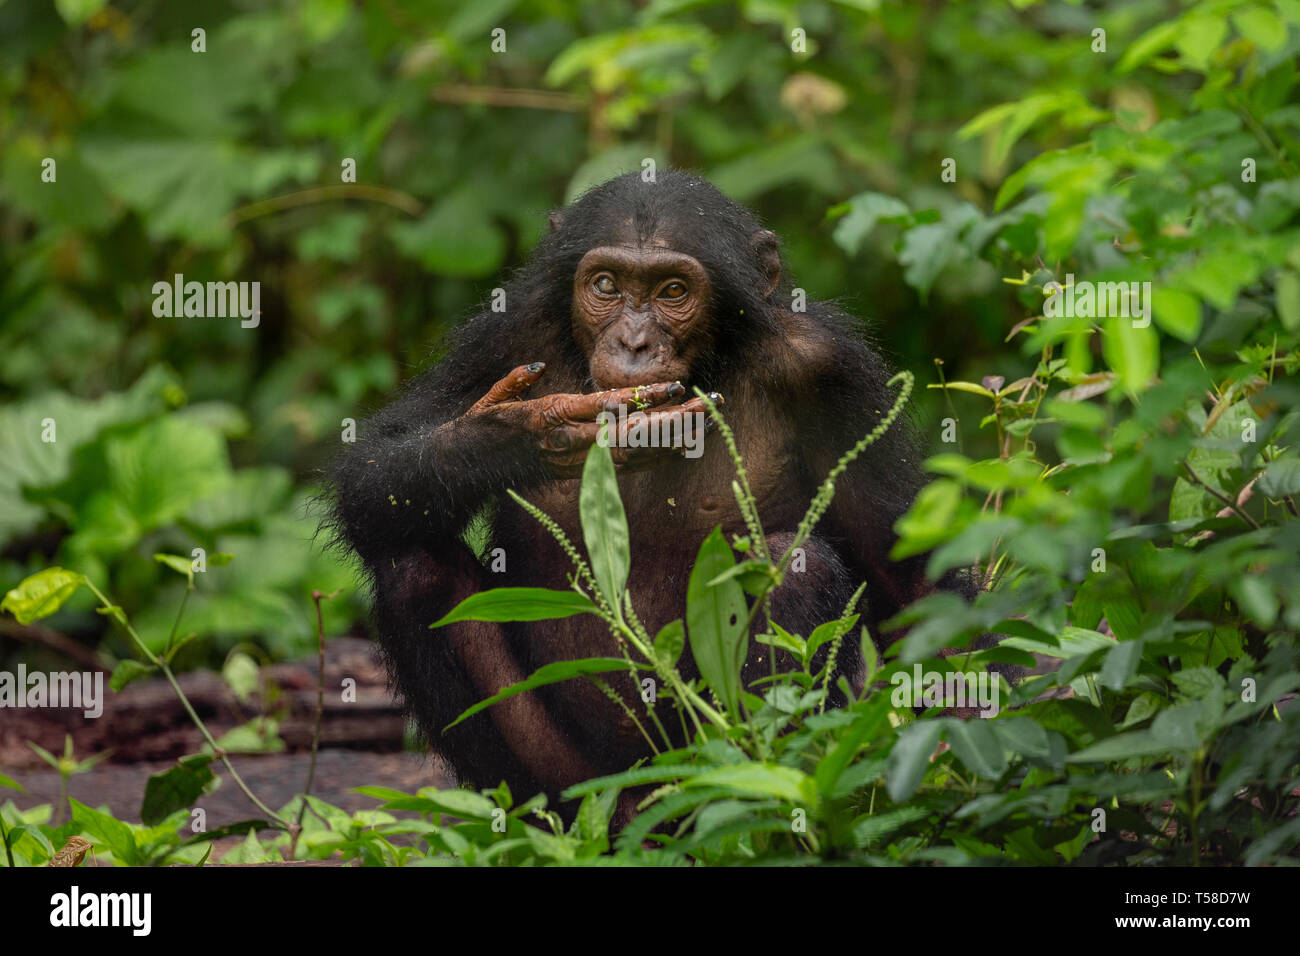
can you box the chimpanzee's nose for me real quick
[618,320,651,353]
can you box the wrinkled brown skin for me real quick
[328,172,994,827]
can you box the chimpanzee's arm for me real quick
[328,370,549,567]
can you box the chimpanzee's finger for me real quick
[550,380,689,421]
[470,362,546,412]
[548,396,716,450]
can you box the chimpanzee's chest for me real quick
[520,418,806,549]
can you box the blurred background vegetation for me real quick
[1,0,1295,670]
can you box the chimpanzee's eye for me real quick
[594,275,617,295]
[659,281,687,300]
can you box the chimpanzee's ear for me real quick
[750,229,780,297]
[548,210,564,233]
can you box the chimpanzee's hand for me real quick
[450,362,718,477]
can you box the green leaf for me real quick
[931,380,996,399]
[70,799,138,864]
[154,552,195,586]
[222,830,274,864]
[1099,639,1144,691]
[1258,459,1300,498]
[1103,313,1158,396]
[412,788,497,820]
[860,626,879,683]
[815,696,890,797]
[1,568,87,625]
[898,205,981,298]
[887,721,943,802]
[1174,14,1227,71]
[141,755,215,825]
[687,762,817,806]
[1233,7,1286,50]
[944,717,1007,778]
[109,659,157,693]
[54,0,108,26]
[831,191,910,256]
[807,614,860,661]
[579,436,630,616]
[211,718,284,754]
[387,190,505,278]
[430,588,598,627]
[758,622,806,658]
[1230,577,1278,628]
[654,619,685,667]
[686,527,748,716]
[1276,271,1300,331]
[444,658,633,731]
[707,559,776,596]
[1152,287,1202,342]
[222,652,259,704]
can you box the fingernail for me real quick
[668,382,685,398]
[527,362,545,374]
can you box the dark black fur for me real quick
[326,170,976,804]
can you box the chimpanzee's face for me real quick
[572,244,714,389]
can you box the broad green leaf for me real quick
[944,717,1007,778]
[815,696,890,796]
[109,659,157,693]
[388,190,506,278]
[222,652,260,704]
[1233,7,1286,50]
[141,755,215,825]
[154,552,195,585]
[832,191,910,255]
[1099,639,1144,691]
[886,721,943,802]
[807,614,860,661]
[430,588,598,627]
[1276,271,1300,331]
[1152,287,1201,342]
[1258,459,1300,498]
[1230,577,1278,628]
[413,787,497,820]
[1103,313,1158,396]
[1117,21,1180,73]
[687,762,817,806]
[654,619,685,667]
[1,568,87,625]
[54,0,108,26]
[211,718,285,754]
[70,799,138,863]
[1174,14,1227,71]
[686,527,747,716]
[579,436,630,616]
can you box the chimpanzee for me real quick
[328,170,988,806]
